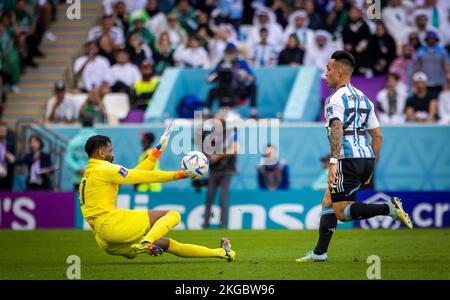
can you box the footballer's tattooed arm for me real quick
[329,119,343,159]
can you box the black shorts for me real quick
[330,158,375,202]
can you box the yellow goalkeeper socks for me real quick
[167,238,226,258]
[141,210,181,244]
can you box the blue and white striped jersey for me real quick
[324,83,380,159]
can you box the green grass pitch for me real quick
[0,229,449,280]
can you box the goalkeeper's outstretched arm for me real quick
[103,167,186,185]
[133,147,162,171]
[133,126,173,171]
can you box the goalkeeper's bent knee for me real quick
[167,210,181,225]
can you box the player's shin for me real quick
[166,238,226,258]
[141,210,181,243]
[342,202,390,221]
[314,206,337,255]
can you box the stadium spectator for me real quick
[216,0,243,31]
[283,10,314,52]
[133,0,166,36]
[17,135,53,191]
[413,30,449,99]
[257,144,289,191]
[342,6,372,77]
[34,0,57,44]
[389,44,416,86]
[103,0,147,15]
[172,0,199,34]
[174,35,210,68]
[270,0,289,28]
[0,122,16,191]
[135,132,162,192]
[126,31,153,67]
[97,34,116,65]
[382,0,412,46]
[152,32,175,75]
[303,0,323,30]
[79,89,108,124]
[133,61,160,110]
[110,49,142,97]
[156,12,188,49]
[203,115,238,229]
[410,10,433,45]
[157,0,177,13]
[325,0,348,39]
[436,0,450,23]
[64,116,97,191]
[87,15,124,49]
[196,10,212,33]
[13,0,40,68]
[45,80,79,124]
[278,34,304,66]
[408,31,423,51]
[304,30,335,76]
[438,73,450,124]
[312,154,330,191]
[0,58,4,108]
[74,41,112,92]
[246,8,284,52]
[421,0,442,30]
[208,24,241,66]
[406,72,438,123]
[1,12,21,90]
[196,15,214,49]
[439,9,450,52]
[251,27,278,67]
[127,15,155,48]
[113,1,130,34]
[376,73,408,125]
[204,43,258,118]
[191,0,215,14]
[368,21,397,75]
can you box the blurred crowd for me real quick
[3,0,450,124]
[1,0,58,115]
[61,0,450,124]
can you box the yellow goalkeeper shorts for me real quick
[92,209,151,258]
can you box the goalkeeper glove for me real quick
[155,125,173,152]
[184,170,203,180]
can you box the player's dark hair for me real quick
[85,135,111,157]
[331,50,355,72]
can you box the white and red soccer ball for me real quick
[181,151,209,177]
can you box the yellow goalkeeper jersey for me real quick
[79,155,184,219]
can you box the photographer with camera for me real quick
[203,43,258,119]
[201,114,239,229]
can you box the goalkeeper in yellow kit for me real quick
[79,127,235,261]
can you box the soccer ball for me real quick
[181,151,209,177]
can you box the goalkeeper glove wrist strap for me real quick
[175,171,186,179]
[150,148,163,160]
